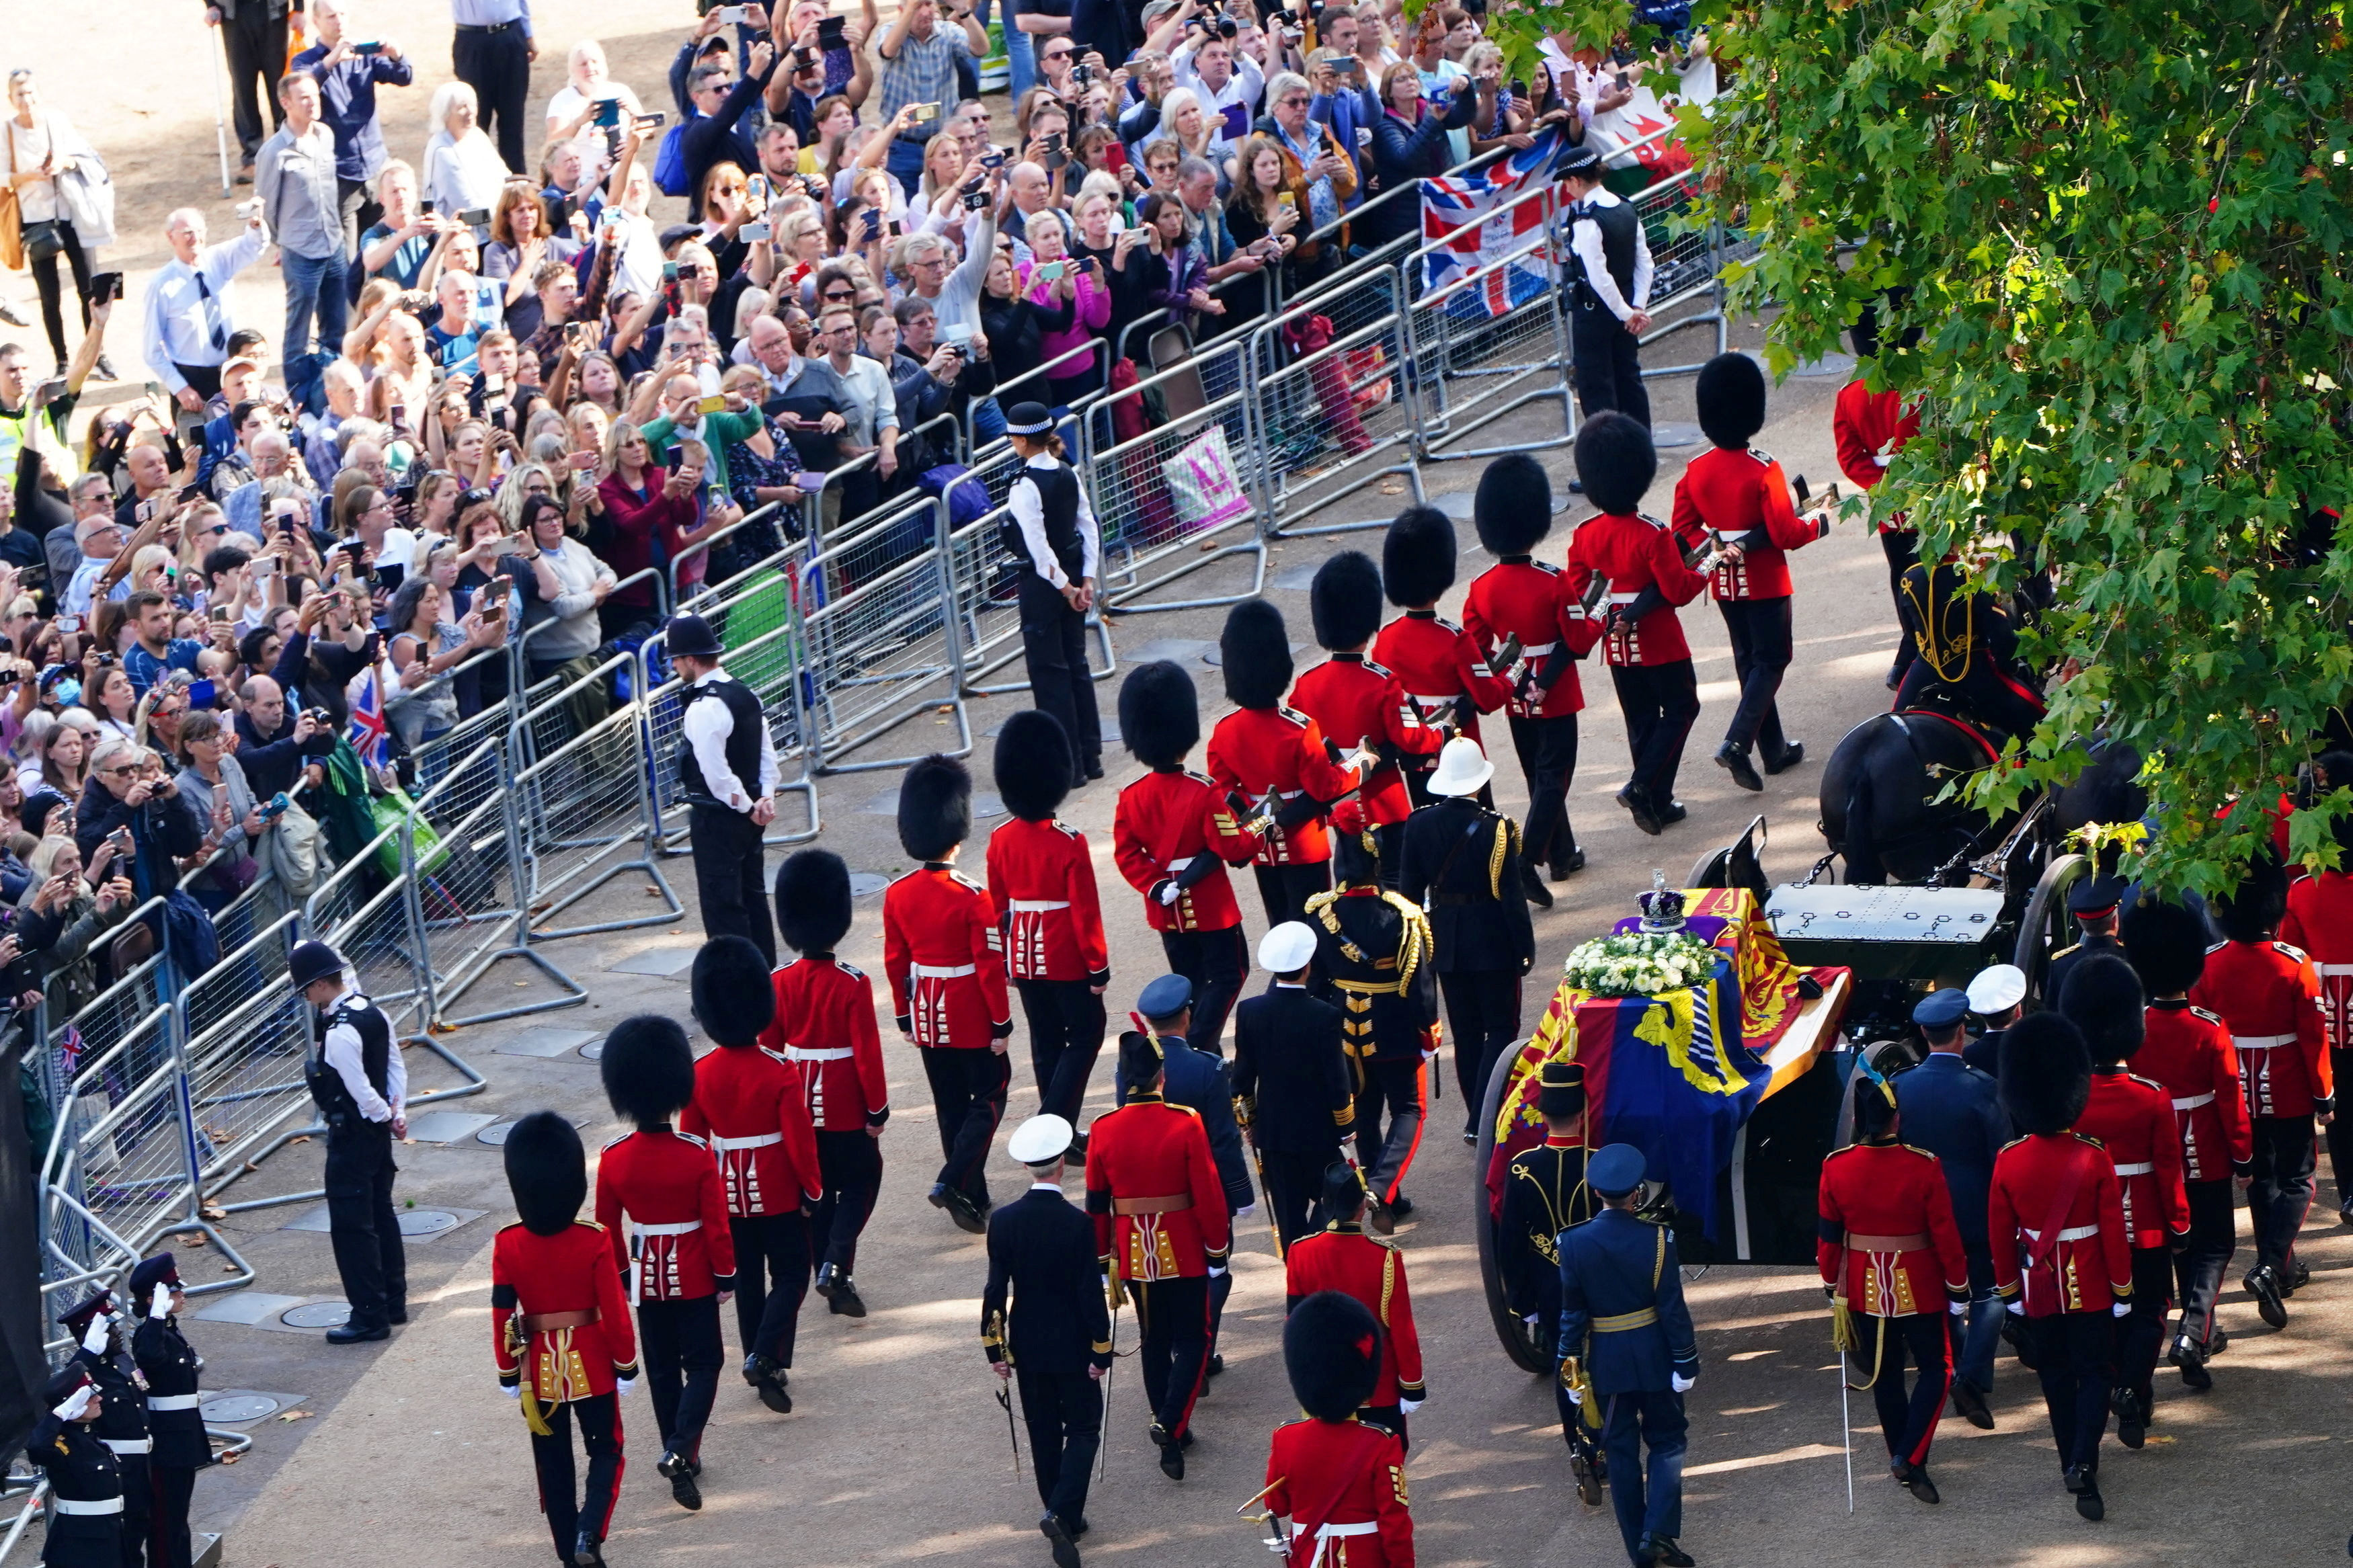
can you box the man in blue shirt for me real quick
[122,592,205,698]
[291,0,417,255]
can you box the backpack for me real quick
[651,121,693,198]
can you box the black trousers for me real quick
[1880,530,1919,680]
[1353,1055,1426,1204]
[28,223,93,367]
[920,1045,1010,1206]
[1017,575,1102,782]
[811,1130,882,1275]
[529,1393,623,1556]
[1260,1145,1339,1255]
[2117,1245,2174,1405]
[1608,660,1700,808]
[323,1120,406,1331]
[2247,1112,2317,1273]
[1570,299,1650,427]
[1252,861,1332,936]
[1857,1311,1948,1469]
[2023,1311,2113,1475]
[220,3,288,161]
[116,1450,152,1568]
[689,804,775,966]
[1717,596,1792,757]
[637,1294,723,1464]
[452,24,532,172]
[1127,1274,1211,1440]
[146,1463,196,1568]
[2327,1044,2353,1203]
[1506,713,1581,868]
[1016,1366,1103,1529]
[727,1211,809,1366]
[1158,924,1247,1057]
[42,1508,120,1568]
[1015,978,1105,1126]
[2173,1178,2236,1349]
[1439,969,1521,1134]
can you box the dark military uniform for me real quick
[26,1372,125,1568]
[1398,792,1535,1135]
[56,1294,151,1568]
[982,1171,1114,1549]
[126,1259,208,1568]
[1232,981,1356,1254]
[1304,866,1438,1219]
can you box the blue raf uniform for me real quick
[1890,987,2006,1424]
[1557,1144,1698,1568]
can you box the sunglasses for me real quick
[823,287,856,300]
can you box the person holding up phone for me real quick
[290,0,415,256]
[873,0,988,197]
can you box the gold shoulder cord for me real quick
[1379,1247,1396,1326]
[1901,569,1974,684]
[1378,893,1431,987]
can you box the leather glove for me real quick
[2110,1301,2131,1319]
[1398,1397,1424,1414]
[81,1314,112,1355]
[51,1383,95,1422]
[502,1383,522,1401]
[1670,1373,1696,1395]
[2005,1301,2025,1316]
[149,1282,173,1320]
[614,1377,637,1397]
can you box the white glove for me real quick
[51,1383,95,1423]
[1948,1299,1968,1318]
[614,1377,637,1397]
[1563,1382,1583,1405]
[2110,1301,2131,1319]
[1234,1204,1257,1219]
[1522,1312,1540,1326]
[1155,880,1181,907]
[1207,1264,1228,1279]
[149,1282,173,1320]
[1398,1397,1424,1414]
[502,1383,522,1401]
[1670,1373,1696,1394]
[2005,1301,2025,1317]
[80,1315,112,1355]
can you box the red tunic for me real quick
[759,956,889,1130]
[2075,1071,2190,1250]
[985,817,1112,984]
[1561,511,1708,667]
[1669,445,1827,602]
[1988,1132,2133,1317]
[1461,559,1603,718]
[2191,938,2333,1118]
[2281,870,2353,1051]
[1369,612,1511,745]
[491,1221,640,1401]
[593,1128,738,1300]
[1263,1417,1414,1568]
[1289,655,1445,825]
[1084,1093,1232,1280]
[882,865,1012,1048]
[1283,1225,1426,1405]
[2137,1002,2251,1180]
[681,1044,824,1216]
[1832,377,1920,526]
[1112,768,1260,934]
[1206,705,1359,866]
[1813,1142,1967,1317]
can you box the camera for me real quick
[963,189,988,211]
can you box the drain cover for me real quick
[199,1394,282,1423]
[578,1042,603,1061]
[280,1301,351,1329]
[1650,421,1705,448]
[848,872,889,898]
[397,1209,463,1237]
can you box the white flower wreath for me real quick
[1562,930,1721,998]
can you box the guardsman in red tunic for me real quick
[1463,454,1604,897]
[1831,316,1923,684]
[594,1014,736,1511]
[2058,956,2189,1449]
[1208,597,1361,931]
[1673,354,1829,792]
[987,709,1112,1155]
[1284,1164,1428,1448]
[2120,894,2250,1387]
[491,1112,640,1568]
[1817,1077,1968,1504]
[765,849,889,1319]
[1371,506,1512,809]
[1291,550,1447,837]
[1086,1029,1234,1480]
[1988,1014,2132,1522]
[885,753,1016,1231]
[1257,1290,1414,1568]
[2279,768,2353,1218]
[1562,412,1717,838]
[1113,660,1263,1055]
[2190,852,2332,1327]
[682,936,824,1413]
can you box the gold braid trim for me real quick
[1488,818,1515,901]
[1374,892,1432,989]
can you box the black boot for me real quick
[830,1274,868,1317]
[1616,786,1664,837]
[573,1529,607,1566]
[660,1449,704,1510]
[2170,1331,2212,1391]
[2246,1264,2288,1328]
[1041,1514,1082,1568]
[1714,741,1763,792]
[746,1353,793,1413]
[1949,1380,1994,1430]
[2113,1386,2145,1449]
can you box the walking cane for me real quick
[205,17,233,199]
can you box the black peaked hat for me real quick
[1574,411,1657,517]
[1536,1059,1585,1118]
[1998,1012,2091,1137]
[2119,893,2209,997]
[1285,1290,1384,1421]
[898,753,973,861]
[774,850,852,956]
[994,708,1074,823]
[1221,597,1293,710]
[2059,952,2145,1065]
[1320,1160,1368,1220]
[692,935,776,1046]
[1474,452,1554,556]
[1117,1029,1164,1087]
[600,1014,698,1128]
[127,1254,180,1298]
[1119,661,1200,770]
[1382,505,1458,608]
[55,1288,113,1332]
[504,1111,588,1237]
[2213,850,2289,942]
[1695,352,1767,450]
[1310,550,1384,651]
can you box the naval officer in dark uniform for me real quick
[668,611,783,965]
[1231,921,1357,1255]
[294,938,409,1345]
[1004,401,1105,788]
[1556,144,1655,427]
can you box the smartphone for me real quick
[420,198,436,216]
[209,606,233,625]
[861,208,881,238]
[713,3,750,21]
[1041,132,1066,155]
[911,101,939,123]
[55,615,82,635]
[1277,191,1296,211]
[1033,260,1066,282]
[633,112,668,131]
[176,482,206,503]
[1616,70,1632,89]
[816,13,846,47]
[390,400,409,430]
[457,207,491,227]
[1509,77,1527,101]
[30,377,66,406]
[566,449,600,470]
[741,220,772,241]
[352,39,384,53]
[962,189,988,211]
[592,97,624,128]
[662,260,680,282]
[792,43,815,67]
[982,149,1007,169]
[748,173,769,204]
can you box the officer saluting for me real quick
[54,1288,151,1561]
[1257,1292,1414,1567]
[668,612,783,966]
[1283,1165,1428,1446]
[25,1367,123,1568]
[1207,597,1358,931]
[1557,143,1656,426]
[1558,1144,1700,1568]
[1232,923,1356,1255]
[983,1114,1113,1568]
[1002,401,1105,788]
[126,1255,208,1568]
[293,938,408,1346]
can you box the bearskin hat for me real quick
[1320,1160,1368,1221]
[1285,1290,1384,1421]
[691,934,777,1046]
[2119,893,2209,997]
[1998,1012,2091,1138]
[1381,505,1458,608]
[1221,597,1294,710]
[1474,453,1554,556]
[600,1014,698,1128]
[1696,352,1767,450]
[504,1110,588,1237]
[774,850,852,957]
[1119,661,1200,770]
[2213,850,2289,942]
[1574,411,1657,517]
[994,709,1075,823]
[898,753,973,862]
[2059,952,2146,1065]
[1310,550,1384,651]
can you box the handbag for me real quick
[1157,424,1254,534]
[19,220,61,263]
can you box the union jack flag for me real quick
[1417,127,1570,320]
[347,666,391,769]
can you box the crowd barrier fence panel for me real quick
[512,700,681,949]
[1407,182,1577,466]
[1244,267,1426,539]
[797,497,972,773]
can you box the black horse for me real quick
[2052,739,2147,839]
[1819,709,2011,884]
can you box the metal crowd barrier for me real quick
[640,613,824,850]
[799,495,971,772]
[939,442,1119,696]
[1245,265,1425,538]
[1406,177,1577,467]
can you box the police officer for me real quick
[126,1255,206,1568]
[984,1114,1113,1568]
[292,938,407,1346]
[1557,144,1656,427]
[1398,737,1534,1142]
[26,1366,124,1568]
[54,1289,149,1566]
[2044,874,2125,1008]
[1003,401,1105,788]
[1557,1144,1699,1568]
[668,611,783,966]
[1232,922,1356,1255]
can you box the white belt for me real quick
[1275,788,1306,798]
[54,1498,124,1517]
[911,963,977,979]
[2111,1161,2153,1177]
[1608,591,1641,604]
[2233,1033,2294,1050]
[2173,1091,2215,1110]
[709,1132,782,1151]
[1407,692,1458,706]
[1295,1520,1379,1568]
[147,1395,201,1412]
[1519,641,1557,657]
[2321,964,2353,977]
[786,1046,854,1063]
[633,1220,702,1238]
[1164,856,1195,873]
[2024,1225,2100,1243]
[102,1438,151,1455]
[1007,899,1071,912]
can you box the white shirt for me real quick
[681,666,782,811]
[422,130,511,216]
[827,353,901,449]
[608,209,664,301]
[1567,188,1654,322]
[1008,453,1101,591]
[142,227,272,390]
[1171,46,1265,142]
[319,985,407,1122]
[5,116,61,224]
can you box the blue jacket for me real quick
[1557,1206,1698,1395]
[292,44,415,181]
[1116,1033,1254,1214]
[1890,1053,2003,1252]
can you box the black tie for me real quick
[194,273,227,354]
